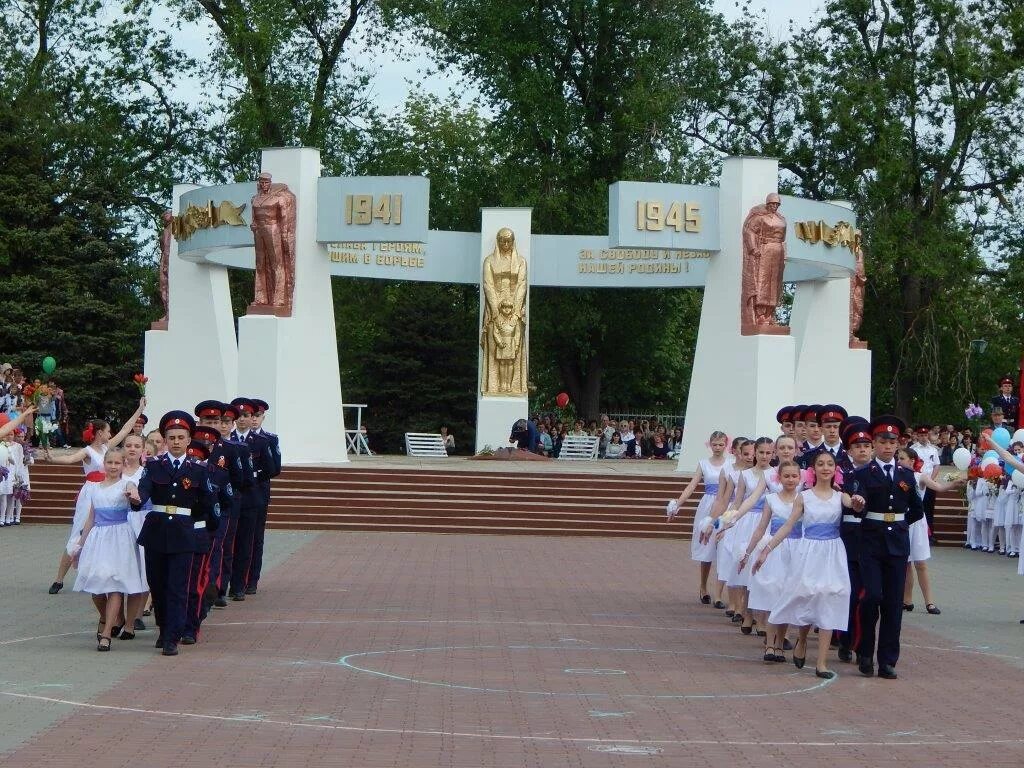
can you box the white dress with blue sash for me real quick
[690,458,726,563]
[72,479,148,595]
[768,488,850,630]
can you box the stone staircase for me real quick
[21,463,969,544]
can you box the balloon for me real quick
[555,392,569,408]
[983,450,999,461]
[980,456,999,469]
[1013,429,1024,444]
[983,463,1003,480]
[952,447,971,471]
[1012,470,1024,490]
[992,427,1012,449]
[41,356,56,374]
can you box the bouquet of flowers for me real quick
[13,478,30,503]
[34,416,58,449]
[964,403,984,420]
[133,373,149,395]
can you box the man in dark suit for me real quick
[992,376,1020,431]
[848,415,924,680]
[837,417,873,663]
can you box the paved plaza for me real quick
[0,525,1022,767]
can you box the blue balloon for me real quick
[983,450,1000,461]
[992,427,1012,449]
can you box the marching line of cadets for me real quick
[670,405,940,681]
[54,398,280,656]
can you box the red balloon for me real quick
[983,463,1002,480]
[980,428,993,450]
[555,392,570,408]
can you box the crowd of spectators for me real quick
[0,363,70,447]
[528,413,683,460]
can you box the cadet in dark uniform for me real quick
[837,416,872,663]
[992,375,1020,431]
[182,433,234,643]
[131,411,220,656]
[776,406,794,440]
[848,415,924,679]
[194,400,249,606]
[228,397,275,601]
[247,398,281,593]
[802,405,850,471]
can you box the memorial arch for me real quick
[144,148,870,467]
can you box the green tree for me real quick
[0,99,151,430]
[168,0,378,177]
[685,0,1024,420]
[381,0,725,417]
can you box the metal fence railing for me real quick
[606,412,685,427]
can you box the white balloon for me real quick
[1013,470,1024,490]
[980,456,999,469]
[1013,429,1024,444]
[952,447,972,471]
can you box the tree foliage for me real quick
[685,0,1024,419]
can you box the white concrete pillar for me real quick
[144,183,238,424]
[790,201,872,417]
[677,157,795,470]
[237,148,348,464]
[475,208,532,453]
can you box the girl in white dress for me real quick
[4,432,28,525]
[44,398,146,593]
[72,449,147,650]
[980,475,1000,553]
[0,434,15,526]
[986,443,1024,582]
[898,447,965,615]
[718,438,774,633]
[670,430,729,604]
[754,451,853,679]
[706,438,752,617]
[739,460,802,662]
[121,434,151,631]
[1006,442,1024,558]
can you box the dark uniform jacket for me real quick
[135,455,221,554]
[231,430,275,512]
[209,438,250,517]
[849,460,924,559]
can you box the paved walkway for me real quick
[0,525,1021,767]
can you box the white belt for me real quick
[151,505,192,516]
[193,521,206,529]
[842,515,861,524]
[864,512,905,522]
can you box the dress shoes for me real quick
[180,635,196,645]
[161,641,179,657]
[214,596,228,608]
[154,634,165,649]
[858,659,874,677]
[837,648,853,663]
[244,584,257,595]
[877,664,898,679]
[231,593,246,602]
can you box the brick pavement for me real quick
[1,528,1022,767]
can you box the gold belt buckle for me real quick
[166,505,177,514]
[883,512,895,523]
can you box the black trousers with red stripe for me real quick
[839,558,865,653]
[185,551,212,638]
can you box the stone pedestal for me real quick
[144,183,238,425]
[475,208,532,454]
[677,157,796,470]
[237,147,348,465]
